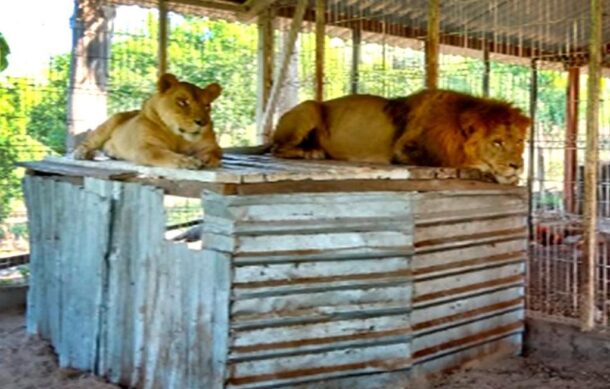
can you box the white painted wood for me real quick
[413,239,526,272]
[231,314,411,350]
[412,287,524,333]
[412,333,522,377]
[414,263,525,302]
[228,342,411,389]
[416,215,527,244]
[234,257,409,284]
[412,310,524,361]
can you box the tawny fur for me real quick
[271,89,531,185]
[74,73,223,169]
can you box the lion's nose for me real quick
[194,119,205,126]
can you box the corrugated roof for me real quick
[109,0,609,63]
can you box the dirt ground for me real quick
[2,308,610,389]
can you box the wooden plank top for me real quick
[22,153,492,185]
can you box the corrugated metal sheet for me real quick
[109,0,609,59]
[24,173,527,388]
[411,190,528,376]
[202,191,414,388]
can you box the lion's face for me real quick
[155,73,222,142]
[462,107,531,185]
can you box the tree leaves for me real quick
[0,32,9,72]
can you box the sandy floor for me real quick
[2,307,610,389]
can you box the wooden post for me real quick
[66,0,115,151]
[527,59,538,242]
[256,9,274,143]
[564,66,580,214]
[315,0,325,101]
[581,0,602,332]
[260,0,307,143]
[158,0,168,76]
[482,41,490,97]
[350,27,361,94]
[425,0,440,89]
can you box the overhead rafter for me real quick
[240,0,281,20]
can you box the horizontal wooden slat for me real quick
[413,239,526,272]
[234,257,409,285]
[232,285,412,319]
[414,264,525,306]
[20,160,137,180]
[227,342,412,388]
[412,311,524,361]
[231,315,412,353]
[412,286,524,331]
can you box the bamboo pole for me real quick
[425,0,440,89]
[482,41,490,97]
[564,66,580,214]
[256,9,274,143]
[527,59,538,242]
[350,27,361,94]
[260,0,307,143]
[315,0,325,102]
[580,0,602,332]
[158,0,168,76]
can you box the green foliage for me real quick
[26,54,70,153]
[108,14,258,146]
[0,32,9,72]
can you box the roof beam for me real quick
[241,0,281,20]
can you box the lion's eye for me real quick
[493,139,504,148]
[204,104,211,111]
[177,99,189,108]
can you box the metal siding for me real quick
[412,191,527,375]
[23,176,112,370]
[23,172,528,388]
[202,191,414,388]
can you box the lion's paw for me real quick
[73,146,95,160]
[176,155,204,170]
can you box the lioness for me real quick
[272,89,531,185]
[74,73,223,169]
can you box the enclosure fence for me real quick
[1,1,610,332]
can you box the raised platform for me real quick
[21,154,527,388]
[20,154,515,197]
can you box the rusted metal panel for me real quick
[201,191,415,388]
[23,176,112,371]
[412,333,522,379]
[23,170,528,388]
[411,191,527,375]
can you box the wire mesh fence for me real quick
[2,1,610,330]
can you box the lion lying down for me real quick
[271,89,531,185]
[74,73,223,169]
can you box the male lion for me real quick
[74,73,223,169]
[271,89,531,185]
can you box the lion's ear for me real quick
[202,83,222,102]
[158,73,179,93]
[459,111,482,138]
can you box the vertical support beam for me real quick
[581,0,602,332]
[564,66,580,214]
[158,0,168,76]
[350,27,361,94]
[260,0,307,142]
[315,0,325,101]
[66,0,115,151]
[527,59,538,242]
[482,41,490,97]
[256,9,275,143]
[425,0,440,89]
